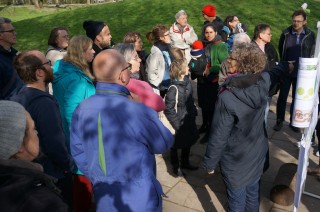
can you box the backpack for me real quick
[189,53,208,79]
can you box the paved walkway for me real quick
[156,89,320,212]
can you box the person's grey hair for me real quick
[0,17,12,31]
[175,10,187,20]
[231,43,266,74]
[113,43,135,63]
[232,33,251,49]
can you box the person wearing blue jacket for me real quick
[52,35,96,212]
[70,49,174,212]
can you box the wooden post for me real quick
[270,163,297,206]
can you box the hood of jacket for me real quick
[10,87,53,110]
[220,73,266,109]
[53,59,92,84]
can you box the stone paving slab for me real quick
[159,84,320,212]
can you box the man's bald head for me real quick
[93,49,129,84]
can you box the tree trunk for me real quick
[33,0,40,8]
[87,0,90,4]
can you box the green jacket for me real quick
[209,41,228,76]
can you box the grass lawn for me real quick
[2,0,320,53]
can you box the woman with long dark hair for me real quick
[198,23,228,139]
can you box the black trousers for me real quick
[170,147,191,168]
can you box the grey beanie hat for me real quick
[0,101,26,159]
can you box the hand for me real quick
[208,170,215,174]
[288,61,295,74]
[203,67,209,77]
[129,92,141,102]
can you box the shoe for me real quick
[198,124,208,134]
[316,151,319,157]
[273,120,283,131]
[307,166,320,175]
[289,125,300,133]
[311,142,318,147]
[297,142,301,148]
[180,163,199,170]
[173,167,183,176]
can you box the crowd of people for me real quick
[0,2,319,212]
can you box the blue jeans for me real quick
[226,178,260,212]
[276,76,297,123]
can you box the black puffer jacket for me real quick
[0,159,69,212]
[203,63,288,189]
[164,77,199,148]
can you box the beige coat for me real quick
[169,23,198,63]
[146,46,165,89]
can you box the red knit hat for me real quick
[191,40,204,57]
[192,40,203,50]
[202,4,216,17]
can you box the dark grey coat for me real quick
[203,63,288,189]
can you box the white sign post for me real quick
[293,21,320,211]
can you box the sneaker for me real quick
[273,120,283,131]
[289,125,300,133]
[297,141,301,148]
[316,151,319,157]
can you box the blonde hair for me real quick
[169,58,187,80]
[170,48,184,60]
[64,35,94,79]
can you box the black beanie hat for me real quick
[83,20,105,40]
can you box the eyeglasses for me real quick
[163,33,170,37]
[42,60,52,66]
[0,29,16,34]
[292,20,304,23]
[121,63,132,72]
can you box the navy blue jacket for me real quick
[10,87,72,179]
[0,45,24,100]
